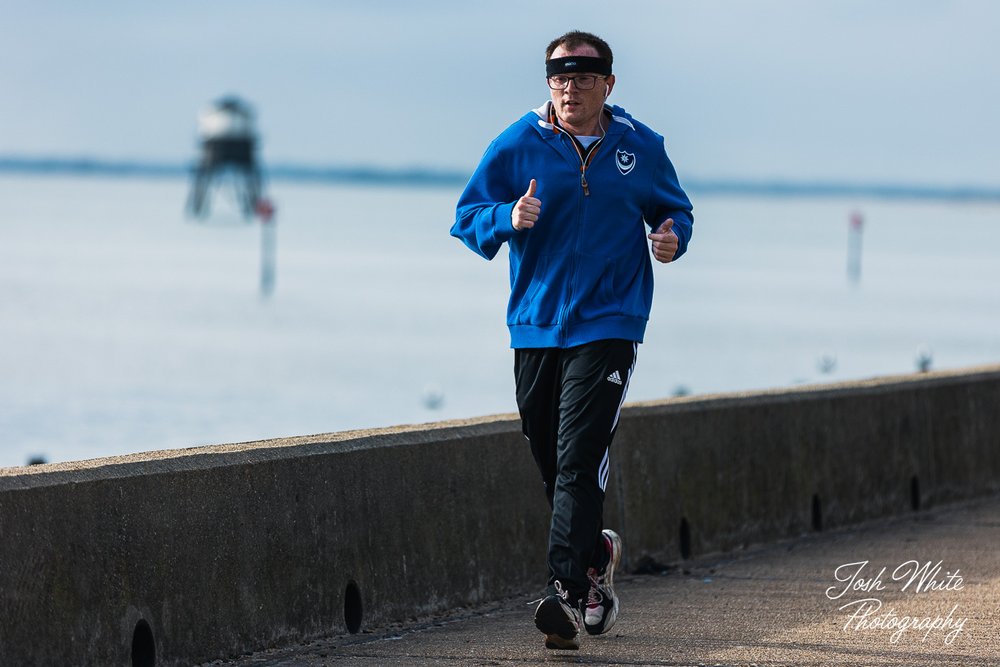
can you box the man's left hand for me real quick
[648,218,678,263]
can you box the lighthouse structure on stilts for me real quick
[186,96,277,297]
[187,96,263,220]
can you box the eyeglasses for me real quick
[546,75,606,90]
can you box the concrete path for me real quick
[207,495,1000,666]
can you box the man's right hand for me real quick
[512,179,541,231]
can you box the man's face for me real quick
[548,44,615,135]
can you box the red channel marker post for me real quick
[256,198,276,297]
[847,210,863,284]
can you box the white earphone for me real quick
[605,84,611,98]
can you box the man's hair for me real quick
[545,30,613,66]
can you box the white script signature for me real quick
[825,560,968,644]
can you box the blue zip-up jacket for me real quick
[452,102,693,349]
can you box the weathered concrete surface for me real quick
[607,363,1000,569]
[0,418,548,667]
[1,365,999,666]
[204,495,1000,666]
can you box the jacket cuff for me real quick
[491,201,519,244]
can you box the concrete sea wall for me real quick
[2,365,998,666]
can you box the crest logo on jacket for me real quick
[616,149,636,175]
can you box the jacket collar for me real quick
[528,101,634,138]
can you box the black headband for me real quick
[546,56,612,77]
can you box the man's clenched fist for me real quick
[648,218,679,263]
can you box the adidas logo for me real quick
[607,370,622,385]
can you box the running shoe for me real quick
[533,581,582,650]
[584,529,622,635]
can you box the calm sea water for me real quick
[2,175,998,467]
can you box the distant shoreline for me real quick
[2,155,998,202]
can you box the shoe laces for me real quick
[553,580,570,601]
[586,566,608,609]
[586,584,604,608]
[526,580,571,607]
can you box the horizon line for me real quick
[1,155,998,202]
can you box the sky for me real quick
[2,0,998,186]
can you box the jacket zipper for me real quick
[552,189,585,347]
[555,131,597,344]
[568,135,601,197]
[548,110,607,343]
[549,109,604,196]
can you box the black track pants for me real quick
[514,338,638,601]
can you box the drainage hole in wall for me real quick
[679,518,692,560]
[811,494,823,532]
[131,619,156,667]
[344,580,363,634]
[910,475,921,511]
